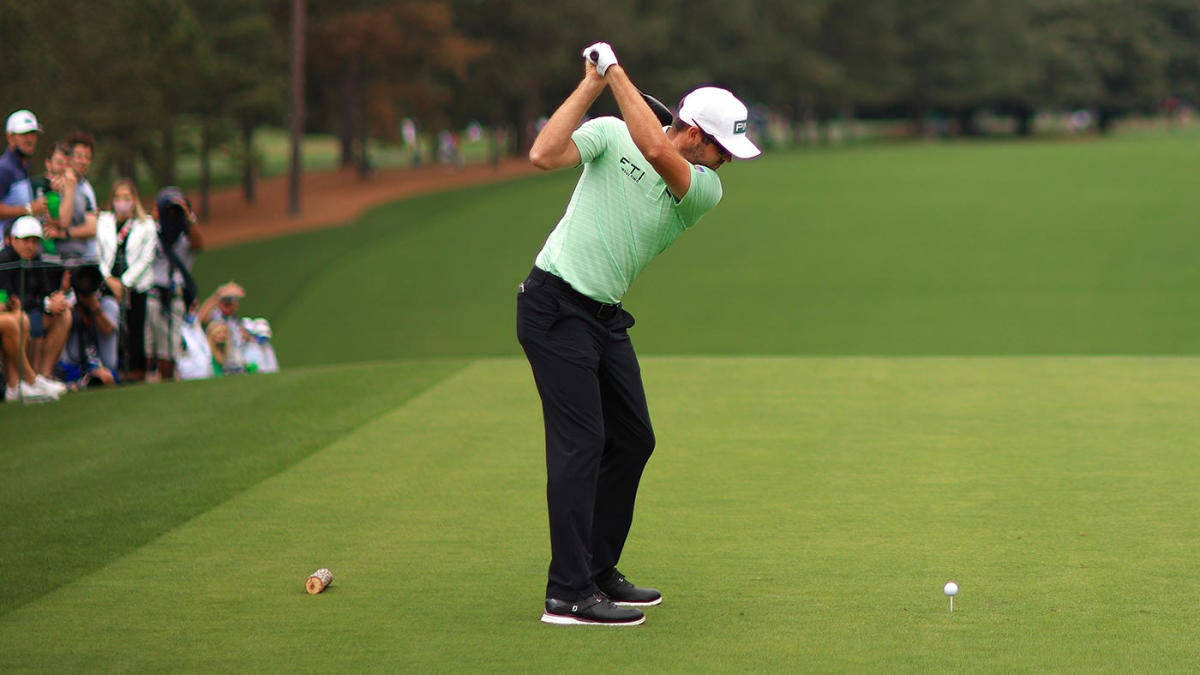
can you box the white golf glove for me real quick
[582,42,618,76]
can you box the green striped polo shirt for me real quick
[534,116,723,304]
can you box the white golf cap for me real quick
[10,215,43,239]
[6,109,42,135]
[677,87,760,159]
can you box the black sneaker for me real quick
[595,570,663,607]
[540,593,645,626]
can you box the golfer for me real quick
[518,42,760,626]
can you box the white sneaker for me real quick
[4,379,59,404]
[35,375,69,396]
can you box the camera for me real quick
[69,263,103,297]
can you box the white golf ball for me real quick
[944,581,959,597]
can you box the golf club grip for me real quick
[589,50,599,63]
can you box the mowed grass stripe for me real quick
[0,359,469,616]
[195,128,1200,364]
[2,357,1197,671]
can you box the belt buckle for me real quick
[595,303,619,320]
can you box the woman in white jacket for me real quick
[96,179,158,381]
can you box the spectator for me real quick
[175,313,213,381]
[198,281,246,373]
[30,142,78,258]
[0,110,48,242]
[145,187,202,381]
[437,130,461,167]
[1,307,59,403]
[205,321,231,376]
[65,132,97,221]
[59,289,119,388]
[0,216,69,400]
[239,317,279,374]
[96,179,156,381]
[34,140,97,266]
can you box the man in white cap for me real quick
[1,216,67,403]
[517,42,759,626]
[0,110,48,241]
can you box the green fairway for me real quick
[5,129,1200,670]
[0,360,467,616]
[3,357,1198,670]
[196,127,1200,365]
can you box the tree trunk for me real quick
[956,108,981,136]
[158,123,177,186]
[841,105,857,142]
[241,122,257,204]
[516,78,542,156]
[288,0,305,216]
[115,134,137,182]
[356,52,370,179]
[339,69,356,168]
[199,121,212,220]
[1015,106,1035,136]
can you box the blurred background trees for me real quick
[2,0,1197,191]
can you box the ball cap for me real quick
[10,215,44,239]
[155,186,189,211]
[6,110,42,135]
[677,87,760,159]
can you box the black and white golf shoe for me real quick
[540,593,645,626]
[596,570,663,607]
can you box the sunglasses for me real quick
[697,127,731,159]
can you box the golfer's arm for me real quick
[529,77,606,170]
[605,66,691,198]
[0,203,26,219]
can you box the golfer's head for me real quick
[673,87,760,170]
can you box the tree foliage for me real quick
[1,0,1196,195]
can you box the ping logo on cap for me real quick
[733,120,748,134]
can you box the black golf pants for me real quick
[517,267,656,602]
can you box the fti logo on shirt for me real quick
[619,156,645,183]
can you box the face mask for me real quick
[113,199,134,217]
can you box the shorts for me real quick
[27,309,45,338]
[145,291,185,360]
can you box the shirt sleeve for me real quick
[0,165,16,200]
[570,117,618,165]
[674,164,724,228]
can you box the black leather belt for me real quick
[528,267,622,320]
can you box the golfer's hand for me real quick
[582,42,618,77]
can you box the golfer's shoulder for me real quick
[680,163,723,212]
[578,116,624,136]
[692,164,723,191]
[573,117,627,163]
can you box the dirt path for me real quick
[200,159,539,250]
